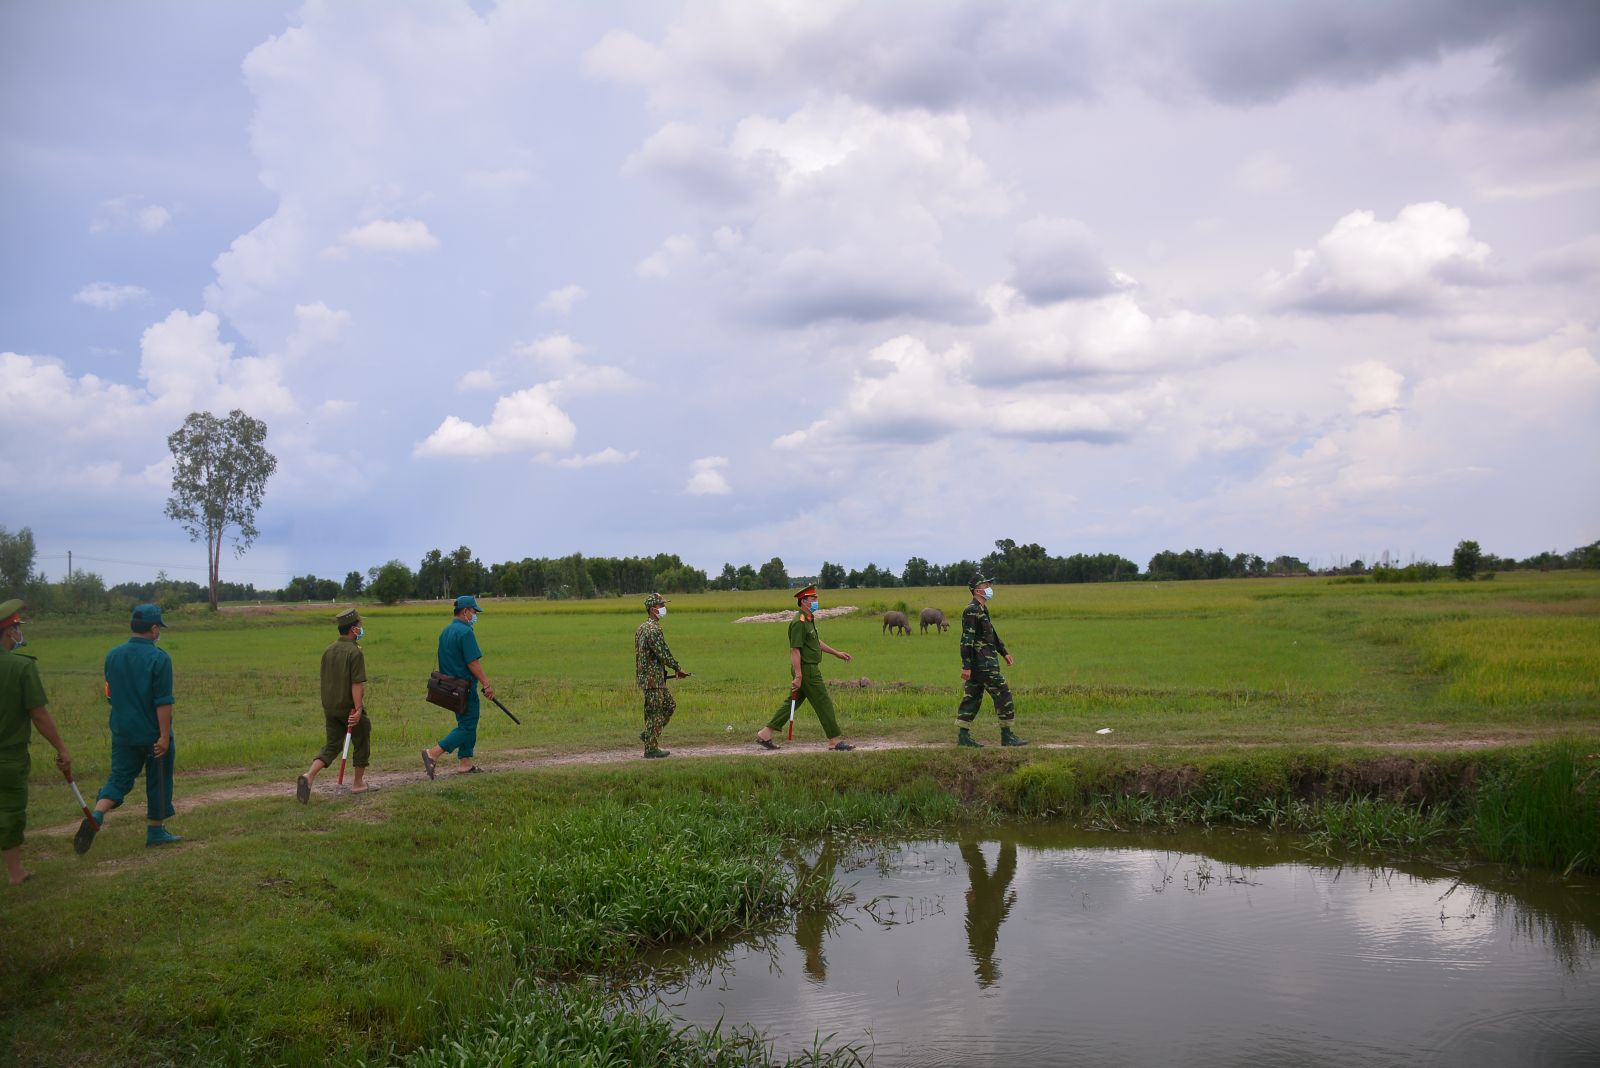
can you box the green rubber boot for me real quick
[957,727,983,748]
[1001,726,1028,747]
[643,748,671,759]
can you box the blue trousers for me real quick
[438,696,480,758]
[97,738,176,821]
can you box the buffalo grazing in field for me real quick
[882,610,911,636]
[920,607,948,633]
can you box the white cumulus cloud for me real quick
[553,447,637,468]
[1267,202,1493,314]
[414,385,577,458]
[539,284,588,314]
[686,455,732,495]
[73,282,147,310]
[1339,360,1404,414]
[337,218,440,253]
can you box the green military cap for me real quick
[0,599,23,628]
[644,592,668,610]
[968,573,991,590]
[335,607,362,628]
[793,584,817,602]
[131,603,171,628]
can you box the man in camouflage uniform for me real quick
[957,574,1026,748]
[1,599,74,885]
[635,593,688,758]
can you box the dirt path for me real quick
[40,734,1531,836]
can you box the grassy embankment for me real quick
[2,572,1597,1065]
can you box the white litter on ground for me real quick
[1096,727,1114,734]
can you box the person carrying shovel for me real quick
[755,584,855,752]
[1,599,75,885]
[75,603,182,854]
[297,608,372,802]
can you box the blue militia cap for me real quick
[454,595,483,612]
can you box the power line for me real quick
[33,552,297,579]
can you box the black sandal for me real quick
[756,737,780,750]
[829,742,855,752]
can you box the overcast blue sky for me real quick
[4,0,1597,588]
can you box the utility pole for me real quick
[67,550,72,585]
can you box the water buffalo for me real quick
[882,610,911,636]
[920,607,948,634]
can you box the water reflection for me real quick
[788,841,841,982]
[637,827,1600,1066]
[958,836,1017,988]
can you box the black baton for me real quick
[489,695,522,725]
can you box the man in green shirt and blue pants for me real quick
[75,603,181,854]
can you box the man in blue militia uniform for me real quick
[75,603,182,853]
[422,595,497,777]
[635,592,689,758]
[755,584,855,752]
[957,574,1026,748]
[1,599,75,884]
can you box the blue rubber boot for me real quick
[145,825,183,847]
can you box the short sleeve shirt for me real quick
[104,635,174,745]
[320,637,367,713]
[788,615,822,666]
[438,618,483,689]
[0,646,48,752]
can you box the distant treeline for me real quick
[3,524,1597,613]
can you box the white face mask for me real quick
[656,606,667,619]
[982,586,995,600]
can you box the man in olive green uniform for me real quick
[755,584,855,751]
[635,593,689,758]
[75,603,181,854]
[1,600,74,884]
[297,608,371,802]
[957,574,1025,748]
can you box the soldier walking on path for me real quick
[635,593,689,759]
[422,595,496,778]
[1,600,74,885]
[76,604,182,853]
[957,575,1026,748]
[297,608,372,802]
[755,584,856,752]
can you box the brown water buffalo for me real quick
[920,607,948,633]
[882,610,911,636]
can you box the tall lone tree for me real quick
[165,410,277,609]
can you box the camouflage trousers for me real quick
[957,664,1015,723]
[641,686,676,749]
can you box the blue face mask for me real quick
[808,599,820,612]
[983,586,995,600]
[466,612,477,627]
[355,626,365,641]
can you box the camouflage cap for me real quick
[968,573,992,591]
[0,599,23,628]
[335,607,362,629]
[644,592,668,610]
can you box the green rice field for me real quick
[3,571,1597,1066]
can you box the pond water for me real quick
[639,827,1600,1066]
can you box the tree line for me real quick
[4,524,1598,614]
